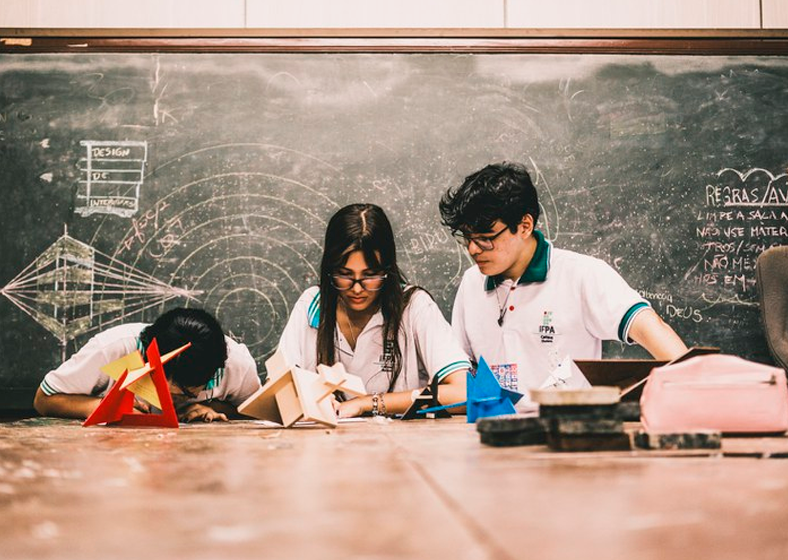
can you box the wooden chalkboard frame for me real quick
[2,28,788,55]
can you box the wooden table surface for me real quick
[1,417,787,560]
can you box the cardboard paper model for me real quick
[238,350,366,428]
[574,346,720,401]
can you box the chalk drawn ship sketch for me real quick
[0,227,198,358]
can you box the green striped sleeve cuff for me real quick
[618,302,650,343]
[39,380,60,396]
[307,291,320,329]
[434,359,472,382]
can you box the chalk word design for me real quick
[75,140,148,217]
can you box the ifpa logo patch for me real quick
[539,310,555,343]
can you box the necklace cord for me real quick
[496,283,513,327]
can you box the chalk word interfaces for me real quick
[75,140,148,218]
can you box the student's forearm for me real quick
[367,381,468,415]
[337,370,468,418]
[203,399,243,419]
[433,370,468,413]
[33,388,101,420]
[434,383,467,413]
[629,309,688,361]
[351,391,416,416]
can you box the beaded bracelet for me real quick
[371,392,380,416]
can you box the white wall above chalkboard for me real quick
[0,0,780,30]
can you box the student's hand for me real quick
[178,403,228,423]
[336,397,367,419]
[133,397,151,414]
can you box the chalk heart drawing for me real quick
[716,167,788,208]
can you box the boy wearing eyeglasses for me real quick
[33,308,262,422]
[439,162,687,399]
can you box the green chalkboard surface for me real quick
[1,50,787,409]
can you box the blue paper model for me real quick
[405,356,524,422]
[465,356,524,423]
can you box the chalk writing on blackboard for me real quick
[0,227,197,359]
[75,140,148,218]
[690,167,788,304]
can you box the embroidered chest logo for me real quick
[374,340,395,374]
[539,310,556,343]
[490,363,519,391]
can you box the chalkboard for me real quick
[2,48,788,409]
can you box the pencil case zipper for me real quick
[662,375,777,388]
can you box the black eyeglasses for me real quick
[331,274,388,291]
[171,382,203,400]
[452,227,509,251]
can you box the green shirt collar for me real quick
[484,229,550,291]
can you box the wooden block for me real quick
[616,401,641,422]
[480,431,547,447]
[547,432,632,452]
[477,414,547,446]
[634,431,721,450]
[531,386,620,406]
[552,418,624,435]
[477,414,545,433]
[539,403,619,420]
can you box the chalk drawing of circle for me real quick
[119,191,328,273]
[93,146,344,358]
[189,256,293,353]
[208,280,278,353]
[166,236,311,356]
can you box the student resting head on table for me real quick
[33,308,262,422]
[278,203,471,418]
[439,162,688,398]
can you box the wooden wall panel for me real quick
[0,0,245,28]
[763,0,788,29]
[246,0,504,28]
[507,0,761,29]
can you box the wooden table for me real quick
[1,417,787,560]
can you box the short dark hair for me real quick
[439,162,540,234]
[139,308,228,388]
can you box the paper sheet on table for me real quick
[539,355,592,390]
[250,417,367,428]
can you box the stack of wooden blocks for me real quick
[477,387,722,452]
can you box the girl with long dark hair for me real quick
[278,203,469,418]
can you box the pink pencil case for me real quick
[641,354,788,434]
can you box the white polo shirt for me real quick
[278,286,471,394]
[39,323,262,407]
[452,230,650,394]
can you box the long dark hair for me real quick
[317,203,412,391]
